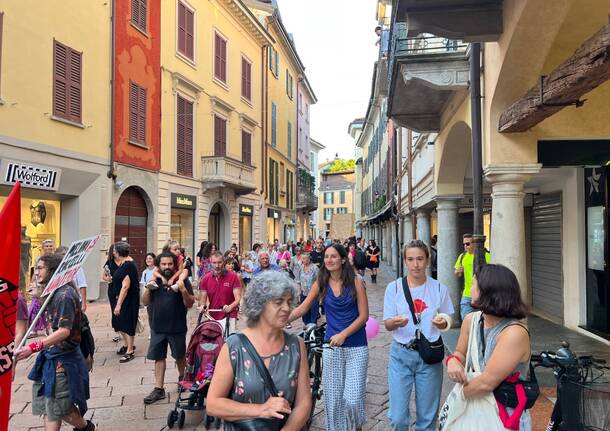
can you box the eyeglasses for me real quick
[34,265,46,270]
[463,242,471,246]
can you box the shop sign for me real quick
[267,208,281,219]
[0,159,61,191]
[171,193,196,209]
[460,195,492,209]
[240,204,253,216]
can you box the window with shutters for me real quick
[269,159,279,205]
[286,170,293,210]
[271,102,277,148]
[285,71,294,99]
[176,95,193,176]
[287,122,292,161]
[324,192,334,205]
[324,208,333,221]
[214,115,227,156]
[131,0,147,32]
[177,2,194,61]
[53,40,82,124]
[340,190,346,204]
[280,162,285,192]
[241,56,252,102]
[129,81,147,145]
[241,130,252,165]
[214,32,227,84]
[274,160,279,204]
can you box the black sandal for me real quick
[116,345,135,355]
[119,352,135,363]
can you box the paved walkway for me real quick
[9,263,609,430]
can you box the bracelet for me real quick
[28,340,44,353]
[445,354,461,367]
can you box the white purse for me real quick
[438,311,505,431]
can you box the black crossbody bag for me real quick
[401,277,445,364]
[229,334,288,431]
[479,316,540,409]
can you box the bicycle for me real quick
[531,341,610,431]
[299,322,327,427]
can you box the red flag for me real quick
[0,182,20,431]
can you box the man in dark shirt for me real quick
[310,238,325,268]
[141,252,195,404]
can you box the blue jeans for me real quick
[388,341,443,431]
[460,296,474,320]
[301,294,319,325]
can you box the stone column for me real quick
[403,215,414,245]
[435,196,462,325]
[485,164,541,301]
[416,209,431,247]
[391,222,398,272]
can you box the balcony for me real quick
[388,23,469,132]
[201,156,256,196]
[296,168,317,212]
[393,0,503,42]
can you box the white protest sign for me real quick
[42,235,100,297]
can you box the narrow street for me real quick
[10,262,609,430]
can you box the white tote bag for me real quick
[438,311,505,431]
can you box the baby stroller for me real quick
[167,312,225,429]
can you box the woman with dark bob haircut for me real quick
[445,264,532,429]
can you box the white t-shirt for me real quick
[383,277,454,344]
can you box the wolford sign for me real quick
[0,159,61,191]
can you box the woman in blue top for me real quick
[290,244,369,431]
[383,240,454,431]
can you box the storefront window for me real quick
[0,196,61,291]
[171,208,194,258]
[240,215,252,253]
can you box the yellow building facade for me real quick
[318,171,356,239]
[0,0,112,299]
[158,0,273,254]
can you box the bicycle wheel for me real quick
[307,351,323,427]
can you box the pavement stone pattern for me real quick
[9,263,609,430]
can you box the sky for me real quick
[276,0,380,163]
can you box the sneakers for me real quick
[144,387,166,404]
[73,420,95,431]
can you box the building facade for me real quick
[318,167,356,239]
[361,0,610,343]
[309,138,325,239]
[0,0,113,300]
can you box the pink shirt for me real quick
[199,271,241,320]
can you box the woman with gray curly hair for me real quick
[207,271,311,430]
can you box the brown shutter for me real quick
[178,2,186,55]
[185,7,194,60]
[68,49,82,122]
[138,85,146,143]
[214,115,226,156]
[184,98,193,176]
[242,131,251,165]
[176,96,186,175]
[220,38,227,82]
[53,41,69,119]
[214,34,221,80]
[139,0,147,31]
[132,0,147,31]
[129,82,138,141]
[241,58,247,99]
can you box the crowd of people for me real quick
[13,232,534,431]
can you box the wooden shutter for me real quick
[129,82,146,144]
[287,122,292,160]
[242,58,251,100]
[178,2,186,55]
[269,159,275,204]
[132,0,147,31]
[214,115,226,156]
[215,33,227,82]
[178,2,194,60]
[53,40,82,123]
[242,130,251,165]
[271,103,276,147]
[176,95,193,176]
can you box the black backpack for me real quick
[354,249,367,269]
[80,312,95,371]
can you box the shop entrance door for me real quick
[115,187,148,270]
[584,167,610,338]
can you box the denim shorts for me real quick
[32,372,73,421]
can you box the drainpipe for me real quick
[396,128,403,277]
[261,45,267,199]
[107,0,116,181]
[470,43,485,270]
[393,127,402,276]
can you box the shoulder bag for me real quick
[479,317,540,409]
[438,311,505,430]
[401,277,445,364]
[229,334,288,431]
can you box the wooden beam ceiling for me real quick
[499,18,610,133]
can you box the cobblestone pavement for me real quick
[9,263,610,430]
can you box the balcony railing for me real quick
[201,156,256,196]
[395,35,468,56]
